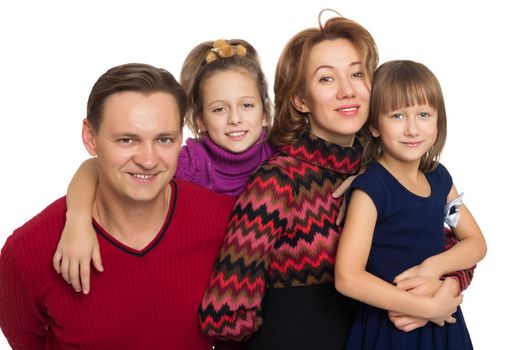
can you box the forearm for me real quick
[424,237,485,277]
[336,270,437,319]
[66,158,98,220]
[199,171,287,339]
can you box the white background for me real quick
[0,0,522,348]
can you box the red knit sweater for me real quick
[0,180,235,350]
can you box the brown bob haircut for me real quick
[363,60,447,172]
[270,13,378,147]
[86,63,187,132]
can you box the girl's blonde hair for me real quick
[363,60,447,172]
[180,39,271,136]
[271,14,378,147]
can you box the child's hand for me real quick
[393,258,442,284]
[394,275,443,297]
[388,275,455,331]
[428,278,463,326]
[52,218,103,294]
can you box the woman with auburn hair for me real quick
[199,11,474,350]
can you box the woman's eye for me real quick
[352,72,363,78]
[319,76,334,83]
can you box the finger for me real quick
[92,245,104,273]
[394,277,422,291]
[393,269,414,283]
[388,311,402,317]
[332,176,355,198]
[336,201,347,226]
[69,260,82,292]
[60,258,71,284]
[80,259,91,295]
[400,321,427,332]
[52,250,63,274]
[446,316,457,324]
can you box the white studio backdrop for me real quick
[0,0,522,348]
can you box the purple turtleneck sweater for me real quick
[175,132,276,196]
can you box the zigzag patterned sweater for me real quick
[199,133,473,349]
[199,133,362,348]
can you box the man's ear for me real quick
[82,119,98,156]
[291,95,310,114]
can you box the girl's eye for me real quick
[212,106,226,113]
[391,113,403,120]
[241,103,254,109]
[419,112,431,118]
[352,72,363,78]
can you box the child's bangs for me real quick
[379,71,438,114]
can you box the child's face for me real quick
[197,69,267,153]
[371,103,438,166]
[294,38,371,147]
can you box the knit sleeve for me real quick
[175,139,210,189]
[198,165,290,341]
[442,227,475,291]
[0,237,48,349]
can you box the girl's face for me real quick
[294,38,371,147]
[371,103,438,167]
[197,69,267,153]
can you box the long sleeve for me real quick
[198,166,291,341]
[443,227,475,291]
[0,239,47,349]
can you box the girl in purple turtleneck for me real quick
[52,39,275,294]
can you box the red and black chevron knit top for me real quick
[198,133,474,349]
[199,133,363,346]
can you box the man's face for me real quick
[83,91,182,206]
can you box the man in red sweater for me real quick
[0,63,235,349]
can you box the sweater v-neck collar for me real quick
[92,181,177,257]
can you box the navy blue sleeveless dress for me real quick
[344,161,472,350]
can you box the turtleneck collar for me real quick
[280,132,362,175]
[201,130,274,176]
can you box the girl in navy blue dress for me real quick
[335,60,487,349]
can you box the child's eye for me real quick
[391,113,403,120]
[419,112,431,118]
[212,106,227,113]
[241,103,254,109]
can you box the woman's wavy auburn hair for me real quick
[271,13,378,147]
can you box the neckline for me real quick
[92,181,177,257]
[374,162,432,199]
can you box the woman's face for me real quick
[295,38,371,147]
